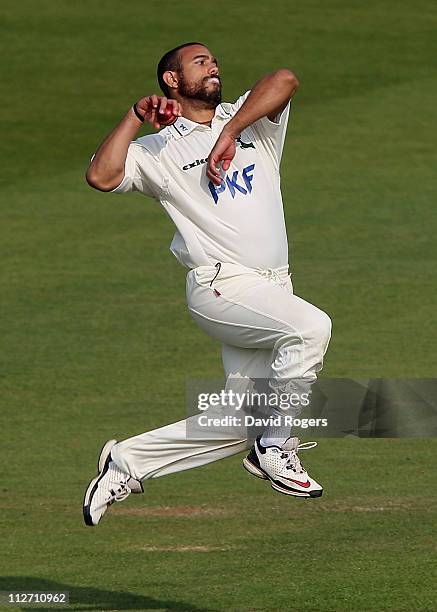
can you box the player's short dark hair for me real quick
[157,42,206,97]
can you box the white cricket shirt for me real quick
[112,92,290,270]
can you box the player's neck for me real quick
[179,100,215,126]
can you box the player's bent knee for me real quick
[305,310,332,350]
[318,311,332,352]
[319,311,332,352]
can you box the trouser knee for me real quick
[308,310,332,354]
[278,309,332,376]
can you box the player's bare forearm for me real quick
[206,70,298,184]
[225,69,299,139]
[86,96,182,192]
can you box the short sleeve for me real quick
[226,90,291,168]
[111,142,163,197]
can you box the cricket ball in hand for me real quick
[157,106,177,126]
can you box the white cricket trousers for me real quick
[111,263,332,481]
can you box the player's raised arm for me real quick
[206,69,299,185]
[86,96,182,192]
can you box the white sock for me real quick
[260,424,291,448]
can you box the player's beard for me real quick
[177,72,222,108]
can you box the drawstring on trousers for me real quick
[209,262,222,296]
[207,262,290,296]
[256,266,290,289]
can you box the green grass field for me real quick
[1,1,437,610]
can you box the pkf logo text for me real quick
[208,164,255,204]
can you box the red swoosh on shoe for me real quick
[282,478,311,488]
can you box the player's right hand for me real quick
[207,131,236,185]
[135,95,182,129]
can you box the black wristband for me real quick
[132,103,145,122]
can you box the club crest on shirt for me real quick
[236,136,255,149]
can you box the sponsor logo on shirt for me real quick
[182,138,254,171]
[182,158,208,171]
[208,163,255,205]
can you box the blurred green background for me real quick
[1,1,436,610]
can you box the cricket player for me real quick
[83,43,332,526]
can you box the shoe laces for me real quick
[281,441,317,474]
[107,482,131,505]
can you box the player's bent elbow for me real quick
[276,68,299,91]
[85,168,121,192]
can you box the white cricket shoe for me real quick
[243,436,323,498]
[83,439,143,526]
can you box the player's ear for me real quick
[163,71,179,91]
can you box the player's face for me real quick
[177,45,221,107]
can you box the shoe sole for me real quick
[242,457,268,480]
[271,481,323,498]
[243,456,323,498]
[83,440,117,527]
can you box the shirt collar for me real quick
[171,103,231,138]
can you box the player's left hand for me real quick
[207,132,236,185]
